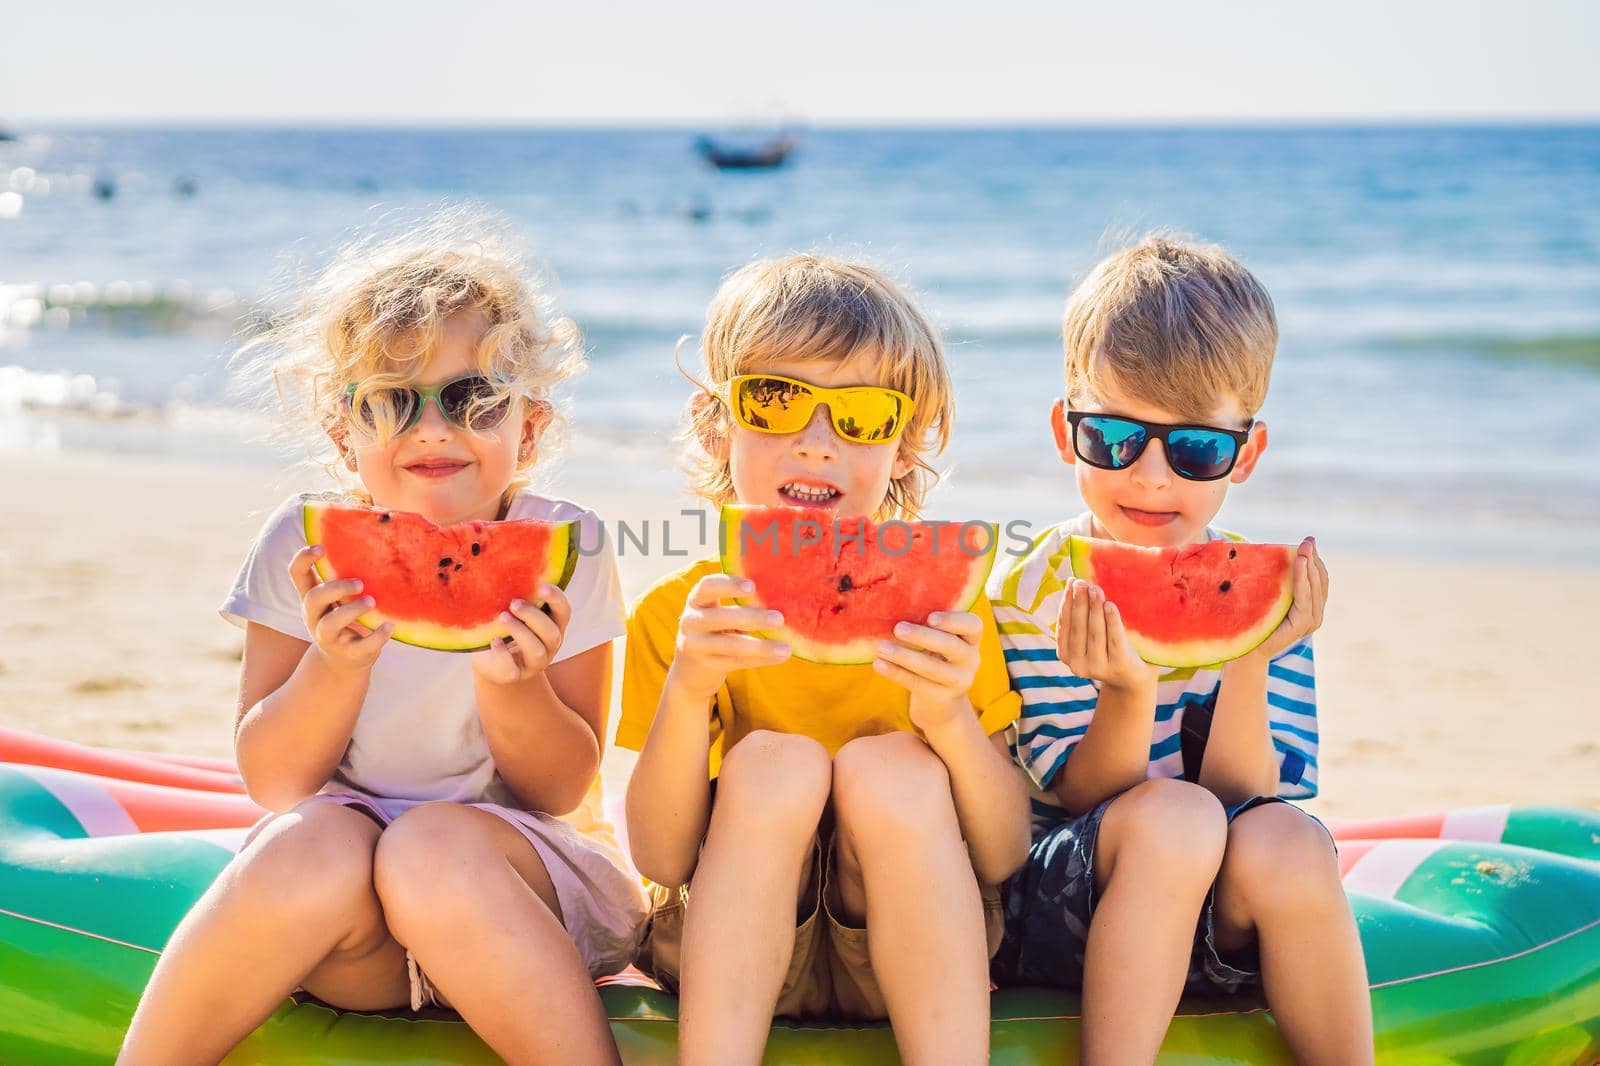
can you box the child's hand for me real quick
[668,574,792,701]
[875,611,983,733]
[471,584,570,686]
[289,545,395,672]
[1242,537,1328,664]
[1057,579,1159,693]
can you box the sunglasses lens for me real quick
[352,387,418,436]
[736,377,815,433]
[441,376,510,431]
[1166,429,1238,480]
[1076,416,1147,469]
[829,388,907,443]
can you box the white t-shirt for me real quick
[220,490,626,809]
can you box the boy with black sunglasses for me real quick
[987,236,1372,1063]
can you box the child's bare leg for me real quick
[374,802,618,1066]
[1211,803,1373,1066]
[1082,778,1227,1066]
[831,731,987,1066]
[677,730,831,1066]
[118,802,409,1066]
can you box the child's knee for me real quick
[373,802,491,902]
[716,729,832,830]
[231,802,380,917]
[1097,778,1227,886]
[832,732,953,841]
[373,803,566,946]
[1220,803,1340,911]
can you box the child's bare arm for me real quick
[626,669,717,887]
[626,574,790,888]
[877,612,1030,884]
[1201,656,1279,804]
[1047,580,1160,816]
[925,714,1031,886]
[1201,537,1327,805]
[233,545,395,811]
[1047,683,1156,816]
[470,585,608,815]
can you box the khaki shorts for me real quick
[637,830,1004,1022]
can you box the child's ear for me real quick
[324,417,358,472]
[688,390,728,457]
[1049,398,1074,465]
[1230,420,1268,483]
[890,448,915,481]
[518,399,554,464]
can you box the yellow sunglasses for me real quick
[713,373,915,445]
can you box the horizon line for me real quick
[8,114,1600,132]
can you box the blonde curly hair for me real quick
[234,207,583,503]
[680,254,954,521]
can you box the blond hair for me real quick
[1063,234,1277,420]
[681,254,954,520]
[235,207,583,502]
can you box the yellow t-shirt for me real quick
[617,557,1021,774]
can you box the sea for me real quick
[2,125,1598,561]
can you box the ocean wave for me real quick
[0,365,130,415]
[1377,330,1600,368]
[0,282,246,337]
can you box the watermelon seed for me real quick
[378,513,391,523]
[454,563,463,571]
[439,557,453,568]
[471,542,481,555]
[1228,548,1236,558]
[837,575,853,592]
[1219,581,1232,593]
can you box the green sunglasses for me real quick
[344,374,514,435]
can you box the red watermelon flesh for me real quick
[303,502,579,653]
[719,505,999,664]
[1067,535,1296,669]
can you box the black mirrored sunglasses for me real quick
[1067,410,1253,482]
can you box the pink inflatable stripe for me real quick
[1438,806,1511,842]
[1340,839,1447,901]
[12,765,138,837]
[0,726,244,793]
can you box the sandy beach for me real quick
[2,448,1596,824]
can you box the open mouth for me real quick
[779,480,842,506]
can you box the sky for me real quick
[3,0,1598,125]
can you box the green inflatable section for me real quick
[2,765,1598,1064]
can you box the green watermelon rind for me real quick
[1066,534,1295,670]
[719,505,1001,666]
[302,502,580,654]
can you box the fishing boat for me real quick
[696,131,796,170]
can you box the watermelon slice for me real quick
[719,504,1000,664]
[1067,535,1296,669]
[302,502,580,653]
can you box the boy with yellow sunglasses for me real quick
[618,254,1028,1065]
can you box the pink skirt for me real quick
[245,791,648,1009]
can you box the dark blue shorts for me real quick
[990,792,1324,994]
